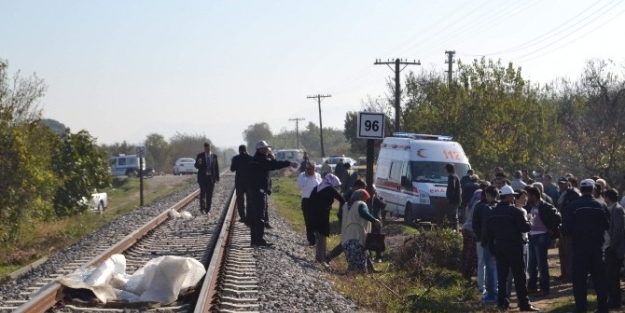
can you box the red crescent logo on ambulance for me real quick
[416,149,427,158]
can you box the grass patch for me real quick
[0,176,194,277]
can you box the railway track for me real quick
[1,173,261,313]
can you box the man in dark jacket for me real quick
[472,185,499,303]
[194,142,219,214]
[562,179,610,313]
[484,185,537,311]
[556,176,580,282]
[445,163,461,229]
[247,140,297,246]
[525,186,561,296]
[230,144,253,223]
[604,188,625,309]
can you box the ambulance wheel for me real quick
[404,203,413,226]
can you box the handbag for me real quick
[365,232,386,251]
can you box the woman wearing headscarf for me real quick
[341,189,381,272]
[309,174,345,263]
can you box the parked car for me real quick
[315,156,357,173]
[109,155,146,177]
[80,190,108,214]
[173,157,198,175]
[274,149,306,164]
[353,157,375,177]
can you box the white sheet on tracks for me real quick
[56,254,206,304]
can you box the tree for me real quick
[401,58,559,179]
[242,122,273,153]
[144,133,171,173]
[0,60,57,243]
[553,59,625,188]
[42,118,66,135]
[51,129,112,216]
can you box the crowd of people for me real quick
[457,166,625,312]
[297,156,385,273]
[219,142,625,310]
[227,141,384,274]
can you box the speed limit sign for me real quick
[357,112,385,139]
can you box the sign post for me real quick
[136,146,146,206]
[357,112,385,195]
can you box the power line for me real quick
[416,0,536,59]
[514,5,625,64]
[374,58,421,132]
[307,94,331,157]
[510,0,622,62]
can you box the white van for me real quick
[374,133,471,223]
[108,154,146,177]
[274,149,306,164]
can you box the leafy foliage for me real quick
[51,129,112,217]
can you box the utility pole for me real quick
[445,50,456,86]
[275,136,289,149]
[307,94,331,157]
[288,117,305,149]
[374,58,420,132]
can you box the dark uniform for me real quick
[194,151,219,213]
[230,151,253,222]
[562,193,610,313]
[485,201,532,310]
[247,152,292,245]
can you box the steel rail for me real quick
[194,187,237,312]
[14,189,200,313]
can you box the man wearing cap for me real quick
[247,140,298,246]
[484,185,537,311]
[556,176,580,282]
[230,144,253,223]
[194,142,220,214]
[562,179,610,313]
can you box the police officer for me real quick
[247,140,297,246]
[485,185,537,311]
[562,179,610,313]
[230,144,253,224]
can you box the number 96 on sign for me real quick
[357,112,385,139]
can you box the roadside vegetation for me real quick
[0,176,193,279]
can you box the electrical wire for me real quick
[514,5,625,64]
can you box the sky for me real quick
[2,0,625,150]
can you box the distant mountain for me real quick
[42,118,66,134]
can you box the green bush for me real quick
[393,228,463,278]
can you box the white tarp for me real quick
[56,254,206,304]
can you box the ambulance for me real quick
[374,133,471,223]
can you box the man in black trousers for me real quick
[562,179,610,313]
[485,185,537,311]
[194,142,219,214]
[231,144,253,224]
[247,140,297,246]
